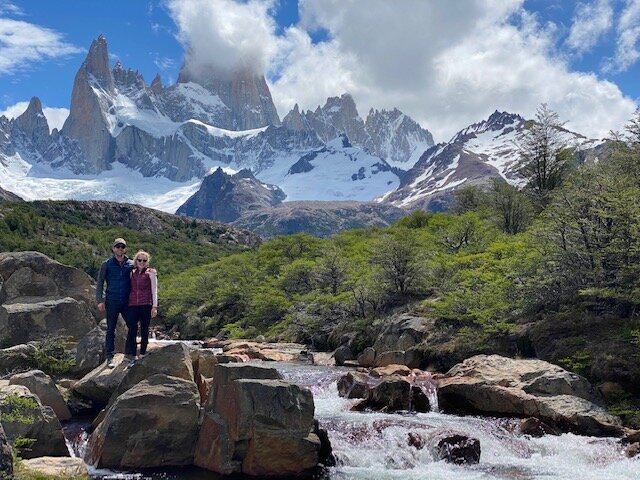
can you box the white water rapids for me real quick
[67,361,640,479]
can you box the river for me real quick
[64,361,640,480]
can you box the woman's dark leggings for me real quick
[125,305,152,356]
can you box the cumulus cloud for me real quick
[0,101,69,132]
[605,0,640,72]
[167,0,637,141]
[566,0,614,54]
[166,0,279,80]
[0,18,82,75]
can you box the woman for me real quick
[125,250,158,362]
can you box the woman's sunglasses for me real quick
[137,258,148,263]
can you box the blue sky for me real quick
[0,0,638,141]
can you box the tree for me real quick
[452,184,488,214]
[371,229,424,294]
[489,179,532,234]
[517,104,574,207]
[531,134,640,313]
[315,246,348,295]
[439,212,485,253]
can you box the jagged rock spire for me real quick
[177,65,280,130]
[150,74,163,94]
[61,34,116,173]
[82,34,115,93]
[14,96,49,140]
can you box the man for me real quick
[96,238,135,368]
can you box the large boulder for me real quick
[85,374,200,468]
[19,457,89,478]
[0,252,97,346]
[9,370,71,421]
[0,423,12,479]
[107,343,194,406]
[1,297,95,346]
[73,317,127,374]
[0,384,68,458]
[69,354,129,412]
[0,252,94,304]
[374,314,432,353]
[195,363,326,476]
[438,355,624,436]
[0,343,38,374]
[203,363,282,411]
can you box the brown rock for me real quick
[625,443,640,458]
[86,374,200,468]
[357,347,376,367]
[371,364,412,377]
[519,417,559,437]
[360,376,430,412]
[408,432,426,449]
[337,371,376,399]
[195,363,325,476]
[108,343,194,407]
[435,434,481,464]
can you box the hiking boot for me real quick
[106,356,115,368]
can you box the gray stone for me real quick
[0,344,37,374]
[357,347,376,367]
[19,456,89,478]
[0,422,12,479]
[438,355,624,436]
[0,384,68,459]
[9,370,71,421]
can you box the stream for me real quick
[63,361,640,480]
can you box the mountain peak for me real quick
[177,65,280,130]
[14,96,49,140]
[176,166,285,223]
[84,34,115,92]
[150,74,163,94]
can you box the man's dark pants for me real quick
[105,300,128,357]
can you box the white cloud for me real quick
[153,54,176,72]
[0,18,82,75]
[605,0,640,72]
[0,1,24,16]
[166,0,279,80]
[566,0,614,54]
[167,0,637,141]
[0,101,69,132]
[42,106,70,132]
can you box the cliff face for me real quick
[177,66,281,130]
[61,35,115,173]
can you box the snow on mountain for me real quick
[382,111,600,210]
[2,34,604,221]
[257,135,398,202]
[282,94,434,170]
